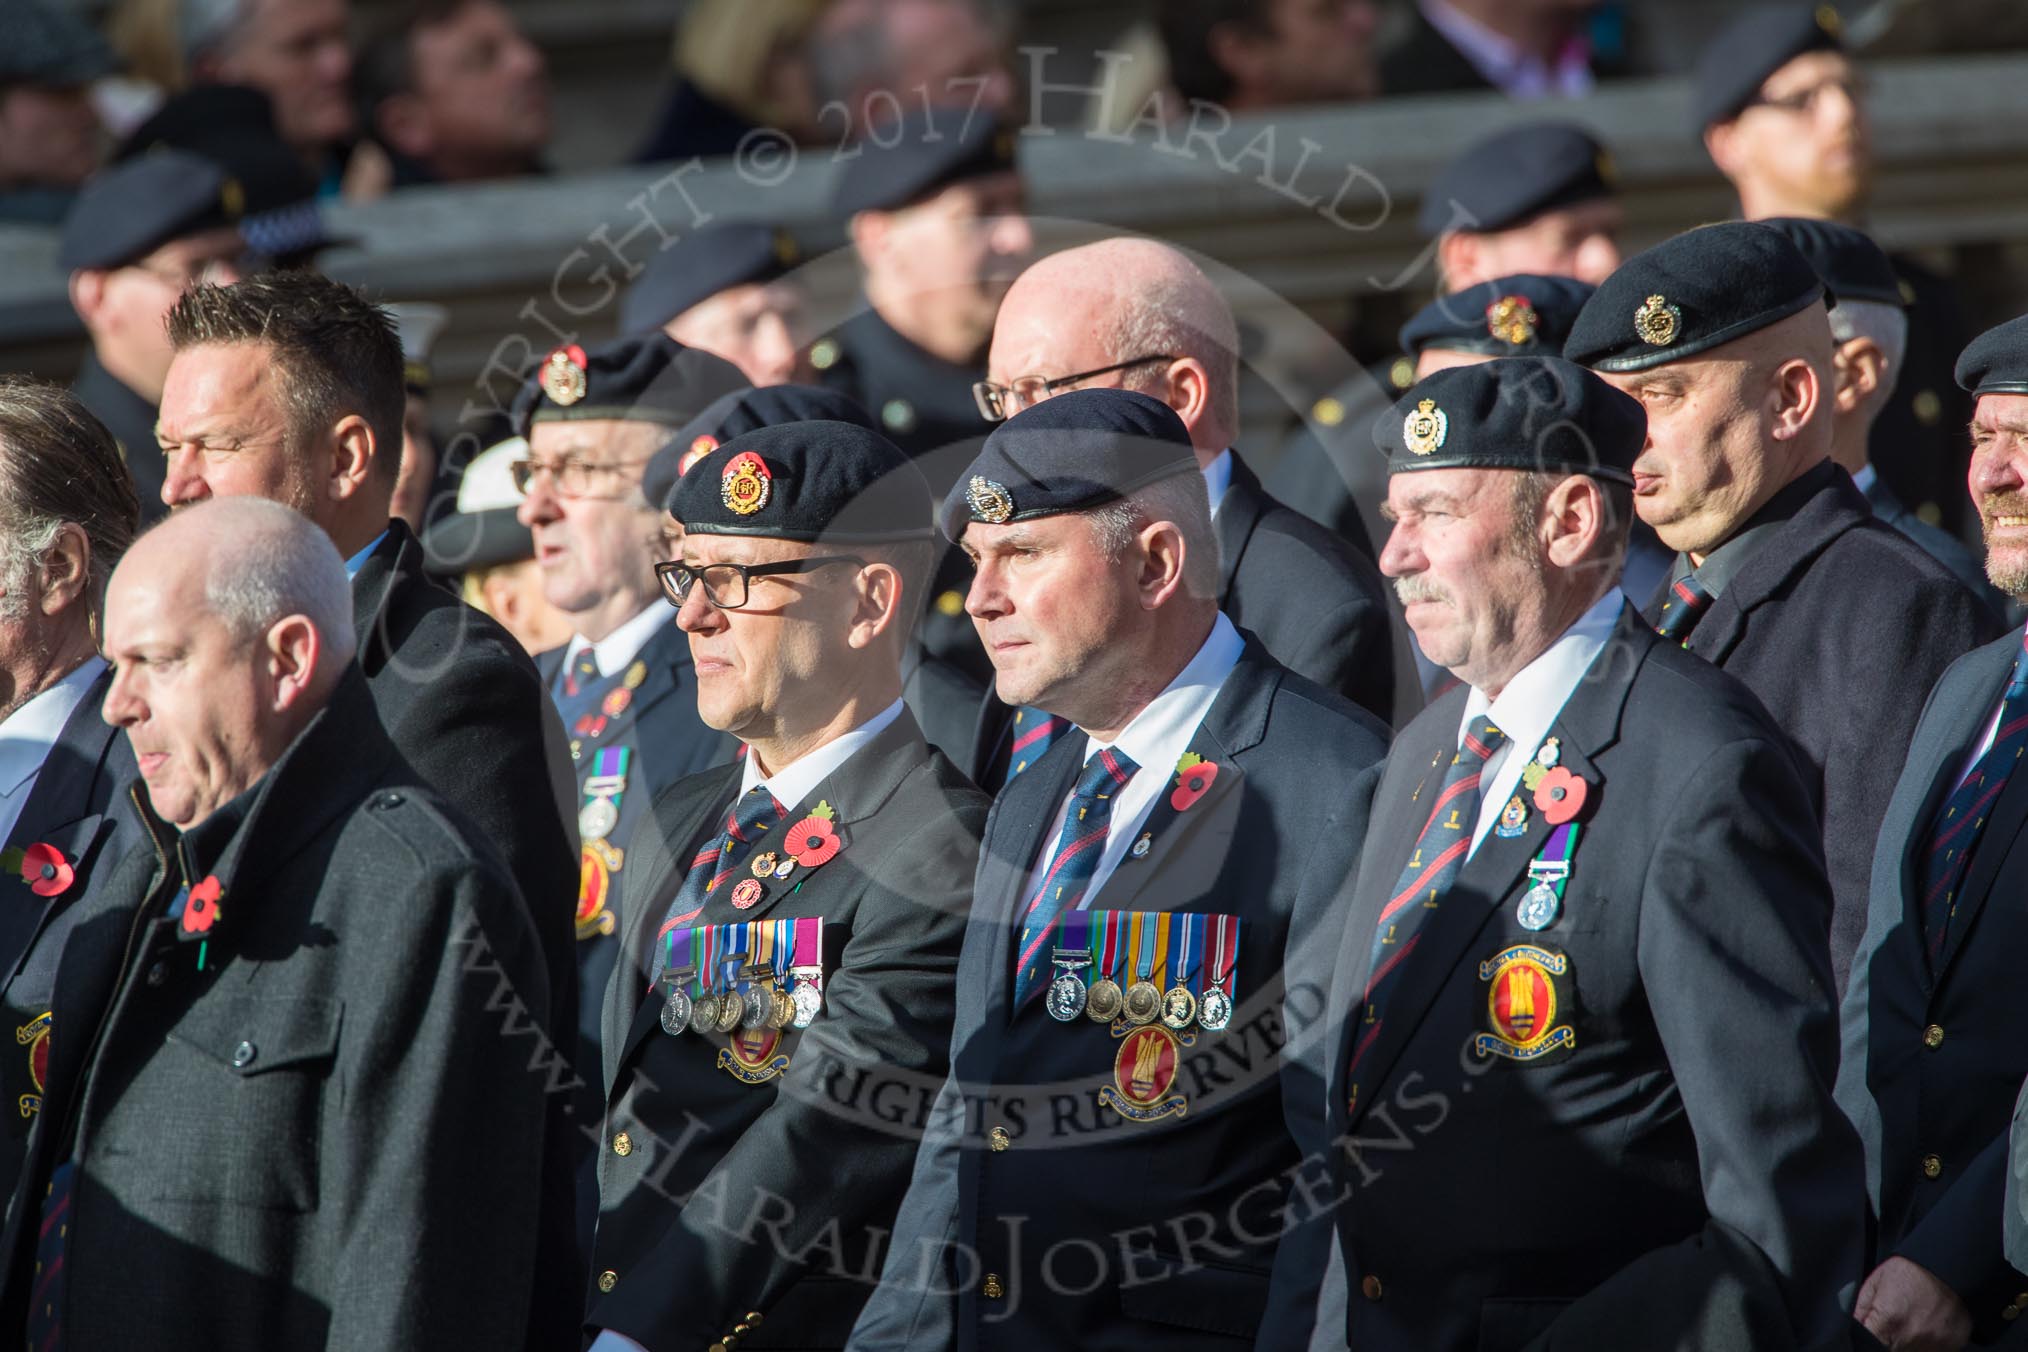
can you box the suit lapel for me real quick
[1346,611,1643,1129]
[1892,642,2015,934]
[1213,454,1269,600]
[1687,465,1866,666]
[1931,642,2028,977]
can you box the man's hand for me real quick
[1854,1256,1973,1352]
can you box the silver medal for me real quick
[792,979,822,1028]
[659,986,692,1036]
[741,985,771,1029]
[1516,882,1561,931]
[578,796,619,841]
[1046,970,1088,1022]
[1199,985,1233,1031]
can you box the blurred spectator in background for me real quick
[808,0,1015,136]
[423,434,574,656]
[1696,3,1974,539]
[1156,0,1380,112]
[183,0,355,189]
[620,223,808,387]
[353,0,550,196]
[61,151,253,526]
[0,0,114,225]
[1382,0,1618,99]
[388,302,449,533]
[633,0,825,163]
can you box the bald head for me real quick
[104,498,356,827]
[989,239,1241,455]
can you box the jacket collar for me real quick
[348,517,420,668]
[1213,451,1270,598]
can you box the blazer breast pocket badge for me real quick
[1474,944,1576,1063]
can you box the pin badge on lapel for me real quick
[785,801,842,867]
[0,843,73,898]
[1170,753,1217,812]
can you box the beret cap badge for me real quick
[1403,399,1449,457]
[539,344,588,406]
[966,476,1015,524]
[1487,296,1540,347]
[1634,295,1682,348]
[679,434,719,477]
[720,451,772,515]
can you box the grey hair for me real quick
[1083,472,1221,600]
[183,498,358,664]
[1827,298,1910,412]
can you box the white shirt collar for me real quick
[1456,590,1621,855]
[566,601,674,682]
[737,698,907,815]
[1850,464,1878,496]
[0,657,106,798]
[1201,448,1234,518]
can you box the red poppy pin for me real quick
[785,801,842,868]
[182,875,223,937]
[1533,767,1589,826]
[1,843,74,898]
[1170,753,1219,812]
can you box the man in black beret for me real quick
[0,0,112,225]
[851,387,1391,1352]
[976,235,1401,745]
[421,432,574,656]
[1568,220,1995,994]
[1283,355,1864,1352]
[511,333,748,1167]
[1397,272,1595,378]
[1763,215,2003,612]
[621,223,808,389]
[1696,3,1975,541]
[1844,312,2028,1351]
[1267,121,1623,561]
[62,152,257,526]
[585,420,987,1352]
[811,106,1030,463]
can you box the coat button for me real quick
[2007,1304,2023,1321]
[612,1132,633,1156]
[597,1270,617,1293]
[232,1040,257,1068]
[988,1126,1010,1152]
[1921,1154,1943,1179]
[145,961,167,987]
[982,1273,1004,1299]
[1361,1275,1384,1301]
[734,1323,750,1335]
[744,1312,763,1325]
[1923,1024,1944,1049]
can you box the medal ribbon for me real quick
[793,916,822,971]
[1132,912,1169,985]
[660,925,692,986]
[754,919,774,978]
[1173,913,1201,991]
[1209,914,1239,994]
[700,925,719,997]
[1058,912,1091,962]
[1098,911,1121,981]
[1527,822,1582,901]
[771,919,793,984]
[722,922,749,996]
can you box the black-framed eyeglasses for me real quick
[972,354,1176,422]
[655,555,866,610]
[1743,75,1869,116]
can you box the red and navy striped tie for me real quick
[1655,573,1715,643]
[1347,716,1506,1093]
[657,785,785,936]
[1013,748,1139,1008]
[993,706,1073,789]
[1921,629,2028,962]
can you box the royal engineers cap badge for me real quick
[720,451,772,516]
[1403,398,1449,456]
[1634,294,1682,348]
[539,344,587,405]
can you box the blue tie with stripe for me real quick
[1921,630,2028,962]
[1012,748,1139,1008]
[1348,716,1506,1090]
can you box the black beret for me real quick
[1954,316,2028,397]
[832,108,1019,217]
[1757,216,1902,307]
[620,223,802,337]
[646,384,878,512]
[671,421,933,542]
[513,333,751,436]
[1692,4,1845,131]
[1399,274,1598,360]
[3,0,113,85]
[1418,122,1616,239]
[1375,356,1645,486]
[59,151,241,271]
[422,436,535,576]
[939,388,1198,540]
[1565,222,1831,374]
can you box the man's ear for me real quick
[1768,356,1822,443]
[328,414,377,503]
[265,614,324,713]
[844,560,905,650]
[1135,520,1189,611]
[68,270,108,329]
[1833,336,1888,415]
[1436,232,1481,293]
[34,522,92,618]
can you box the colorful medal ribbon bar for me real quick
[701,924,719,996]
[1174,914,1200,991]
[771,918,793,986]
[1529,823,1580,898]
[1060,911,1091,960]
[722,922,749,998]
[1130,911,1154,984]
[1099,911,1122,981]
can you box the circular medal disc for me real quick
[769,988,796,1029]
[578,797,619,842]
[1046,971,1088,1022]
[1160,986,1198,1031]
[688,993,720,1034]
[741,986,771,1029]
[1086,977,1124,1023]
[1123,981,1162,1026]
[660,987,692,1036]
[1517,883,1561,932]
[1199,986,1233,1032]
[792,981,822,1028]
[714,993,744,1033]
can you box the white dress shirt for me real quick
[1018,613,1245,911]
[0,657,106,846]
[1456,590,1621,856]
[738,698,906,815]
[565,601,675,683]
